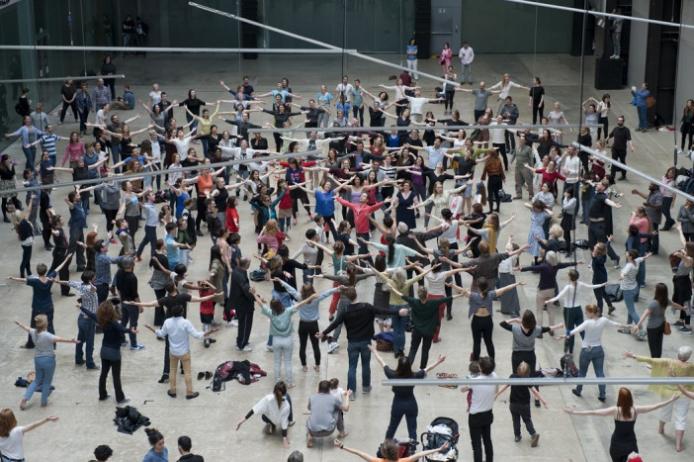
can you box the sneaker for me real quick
[116,398,130,405]
[674,320,685,327]
[349,393,356,402]
[598,396,606,403]
[612,259,620,269]
[130,344,145,351]
[679,326,692,333]
[572,389,582,398]
[607,305,616,316]
[186,392,200,400]
[266,345,273,352]
[362,386,372,394]
[158,374,169,384]
[514,436,522,443]
[243,345,253,352]
[327,342,339,354]
[230,319,239,327]
[531,433,540,448]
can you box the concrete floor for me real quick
[0,52,692,462]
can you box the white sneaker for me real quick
[266,345,273,352]
[230,320,239,327]
[327,342,339,354]
[243,345,253,352]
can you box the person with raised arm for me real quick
[564,387,680,461]
[0,411,59,461]
[334,438,448,462]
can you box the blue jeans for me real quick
[136,225,157,258]
[623,288,639,324]
[637,105,648,129]
[24,355,56,405]
[575,346,606,399]
[391,304,407,355]
[22,145,36,170]
[347,340,371,393]
[75,316,96,367]
[272,335,294,385]
[563,306,584,354]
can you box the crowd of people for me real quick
[1,43,693,462]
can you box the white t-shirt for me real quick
[336,83,354,102]
[489,121,506,144]
[458,46,474,65]
[560,155,580,183]
[149,90,162,106]
[407,96,429,115]
[469,372,497,414]
[425,271,448,297]
[172,137,193,160]
[597,101,609,118]
[0,426,25,460]
[95,109,108,126]
[570,316,621,348]
[252,394,292,429]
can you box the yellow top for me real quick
[634,355,694,396]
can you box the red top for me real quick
[535,168,565,186]
[336,197,384,234]
[278,190,293,210]
[225,207,239,233]
[199,288,215,316]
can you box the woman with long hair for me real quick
[371,345,445,443]
[236,381,294,448]
[0,410,58,461]
[680,99,694,153]
[564,387,680,462]
[633,283,685,358]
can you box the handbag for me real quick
[664,321,671,335]
[604,283,623,303]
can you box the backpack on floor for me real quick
[249,269,267,282]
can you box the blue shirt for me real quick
[272,89,291,102]
[123,90,136,109]
[95,252,122,285]
[175,192,190,219]
[68,202,86,229]
[165,234,180,269]
[40,134,60,157]
[632,88,650,107]
[316,92,333,108]
[142,447,168,462]
[9,125,43,147]
[26,277,54,312]
[314,190,335,217]
[407,44,417,61]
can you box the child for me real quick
[198,280,217,348]
[495,361,547,447]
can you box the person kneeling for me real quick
[306,380,351,447]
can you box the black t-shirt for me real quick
[61,84,76,100]
[158,293,192,318]
[589,192,609,220]
[529,86,544,105]
[609,126,631,150]
[116,271,139,301]
[509,373,531,404]
[282,259,307,289]
[384,366,426,400]
[251,137,269,151]
[214,186,228,212]
[335,232,354,256]
[150,252,169,272]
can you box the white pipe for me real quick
[504,0,694,30]
[383,376,694,387]
[187,2,456,86]
[248,123,589,133]
[0,45,357,54]
[0,74,126,84]
[573,142,694,202]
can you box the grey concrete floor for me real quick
[0,53,692,462]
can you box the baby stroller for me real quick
[420,417,459,461]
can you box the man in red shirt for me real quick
[336,193,389,255]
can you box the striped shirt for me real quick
[40,134,60,158]
[69,281,98,317]
[378,165,398,182]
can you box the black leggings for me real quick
[532,105,544,124]
[598,116,609,140]
[487,175,503,214]
[471,315,494,361]
[290,188,311,219]
[444,90,455,111]
[20,244,32,277]
[99,356,125,402]
[469,411,493,462]
[682,125,693,150]
[60,100,78,122]
[646,324,664,358]
[103,208,118,233]
[196,195,208,231]
[298,320,320,366]
[408,328,434,369]
[353,105,364,126]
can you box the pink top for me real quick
[629,215,650,244]
[62,142,85,166]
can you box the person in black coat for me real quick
[230,258,255,351]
